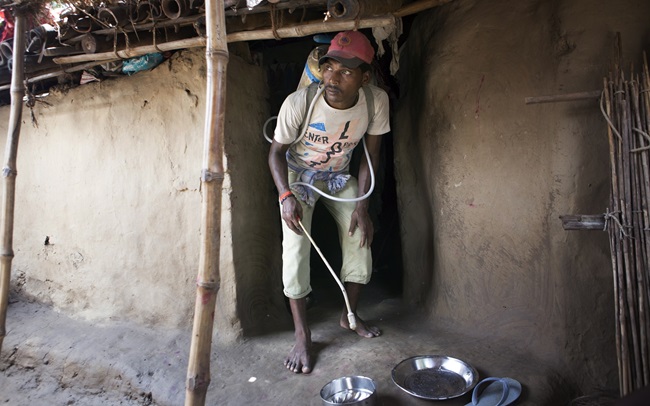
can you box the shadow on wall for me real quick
[393,17,436,308]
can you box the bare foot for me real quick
[284,330,312,373]
[340,313,381,338]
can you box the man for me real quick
[268,30,390,374]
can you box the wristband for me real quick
[279,190,294,204]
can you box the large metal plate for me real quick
[391,355,479,400]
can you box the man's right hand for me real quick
[281,195,303,235]
[269,140,303,235]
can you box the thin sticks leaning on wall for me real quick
[601,52,650,396]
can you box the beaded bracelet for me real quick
[279,190,294,205]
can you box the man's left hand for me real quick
[349,207,374,248]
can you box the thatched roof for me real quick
[0,0,450,97]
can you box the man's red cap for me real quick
[318,30,374,69]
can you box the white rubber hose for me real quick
[263,85,375,203]
[298,219,357,331]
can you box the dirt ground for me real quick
[0,275,601,406]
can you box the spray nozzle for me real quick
[347,312,357,331]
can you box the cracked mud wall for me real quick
[0,47,279,341]
[395,0,650,395]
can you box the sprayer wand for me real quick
[298,219,357,331]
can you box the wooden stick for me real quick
[640,52,650,350]
[0,59,121,92]
[559,214,605,230]
[0,12,26,353]
[605,75,625,395]
[91,14,204,37]
[185,0,227,404]
[53,36,207,64]
[524,90,601,104]
[614,71,632,395]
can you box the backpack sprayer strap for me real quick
[292,82,326,146]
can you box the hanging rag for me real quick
[372,17,403,76]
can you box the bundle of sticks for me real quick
[601,52,650,396]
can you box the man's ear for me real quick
[362,71,370,85]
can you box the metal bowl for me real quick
[320,375,377,406]
[391,355,478,400]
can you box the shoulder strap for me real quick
[291,82,321,146]
[361,85,374,127]
[304,82,320,123]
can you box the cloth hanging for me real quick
[372,17,403,76]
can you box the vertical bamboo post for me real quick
[185,0,228,405]
[0,10,26,352]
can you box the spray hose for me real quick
[263,121,376,203]
[298,219,357,331]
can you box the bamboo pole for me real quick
[185,0,227,404]
[53,36,207,65]
[0,10,26,352]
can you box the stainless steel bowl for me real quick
[391,355,478,400]
[320,375,377,406]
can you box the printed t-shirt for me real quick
[274,84,390,173]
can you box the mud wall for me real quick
[0,47,282,341]
[395,0,650,395]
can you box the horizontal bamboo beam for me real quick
[53,36,206,64]
[52,15,395,65]
[560,214,606,231]
[525,90,602,105]
[0,59,120,91]
[226,15,395,41]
